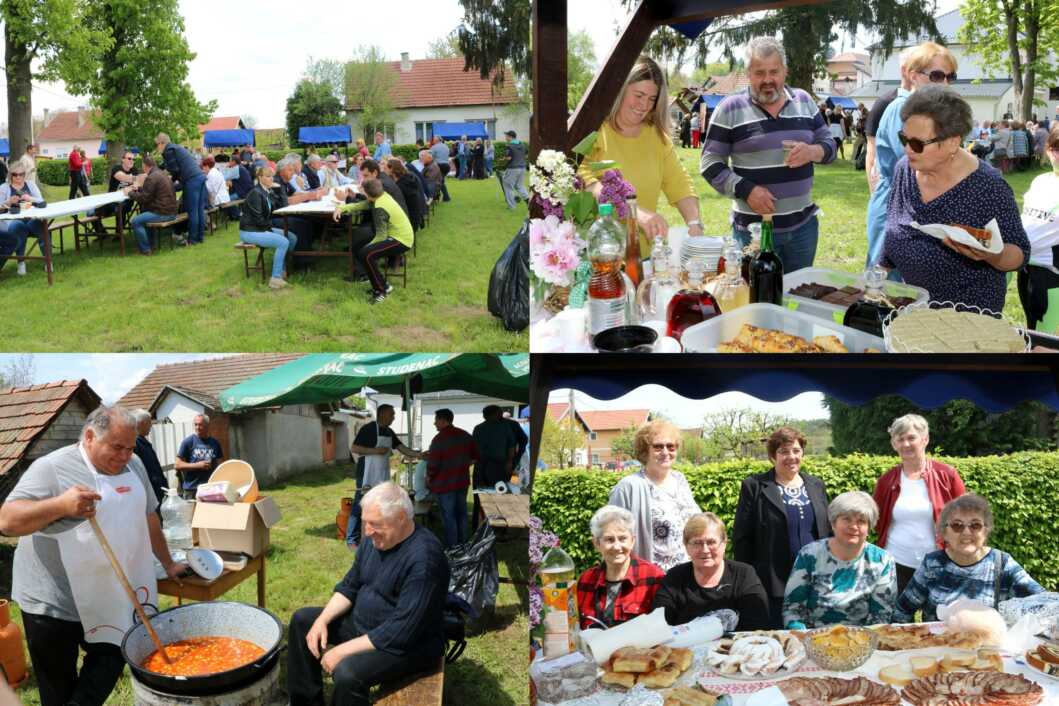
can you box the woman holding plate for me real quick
[881,86,1028,314]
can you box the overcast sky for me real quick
[8,0,963,135]
[549,386,827,428]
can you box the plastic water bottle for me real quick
[160,489,193,554]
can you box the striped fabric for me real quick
[426,425,477,494]
[700,86,835,232]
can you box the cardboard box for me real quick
[191,496,281,557]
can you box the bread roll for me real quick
[667,647,694,672]
[878,663,917,687]
[601,670,637,689]
[910,656,939,677]
[612,646,662,673]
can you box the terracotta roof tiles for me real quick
[346,58,519,111]
[198,116,244,133]
[36,110,104,142]
[0,380,101,476]
[578,409,651,432]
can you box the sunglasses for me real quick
[898,131,946,153]
[10,172,24,177]
[651,443,678,452]
[947,521,985,534]
[918,69,957,83]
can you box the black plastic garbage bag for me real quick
[487,220,530,332]
[445,522,499,617]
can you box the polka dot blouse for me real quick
[881,157,1029,313]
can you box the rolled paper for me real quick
[580,607,672,664]
[665,614,723,649]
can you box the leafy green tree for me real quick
[680,433,712,464]
[304,57,347,101]
[69,0,214,163]
[344,46,397,141]
[958,0,1059,121]
[540,416,587,469]
[426,32,462,59]
[455,0,529,87]
[2,0,105,159]
[824,396,1056,456]
[702,408,791,459]
[567,30,597,112]
[286,79,343,148]
[610,424,638,461]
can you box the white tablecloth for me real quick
[274,189,356,215]
[0,191,127,221]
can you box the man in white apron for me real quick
[345,404,423,550]
[0,405,187,706]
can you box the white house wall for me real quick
[155,394,206,423]
[348,104,530,145]
[365,392,521,450]
[38,140,102,160]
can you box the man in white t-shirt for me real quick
[1017,124,1059,332]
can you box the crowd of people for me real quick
[575,415,1043,634]
[584,35,1059,328]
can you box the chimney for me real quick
[400,52,412,72]
[42,108,50,127]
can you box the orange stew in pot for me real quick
[142,637,266,676]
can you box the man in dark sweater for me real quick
[287,482,450,706]
[132,409,168,506]
[155,132,208,244]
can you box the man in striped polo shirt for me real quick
[426,409,478,548]
[701,36,835,272]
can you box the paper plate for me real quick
[910,219,1003,255]
[186,548,224,581]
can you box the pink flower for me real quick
[529,216,586,286]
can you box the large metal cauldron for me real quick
[121,602,284,697]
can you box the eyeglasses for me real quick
[9,172,24,177]
[947,521,986,534]
[651,443,678,452]
[688,538,722,550]
[918,69,957,84]
[898,131,946,153]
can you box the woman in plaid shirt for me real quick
[576,505,665,630]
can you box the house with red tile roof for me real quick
[345,54,529,145]
[0,379,101,501]
[36,109,105,159]
[545,404,651,467]
[118,354,352,484]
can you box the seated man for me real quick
[228,154,254,200]
[359,159,408,218]
[123,154,178,255]
[271,156,326,269]
[288,482,449,706]
[333,178,414,304]
[319,154,354,191]
[302,154,324,190]
[419,151,442,200]
[92,150,140,234]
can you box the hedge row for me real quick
[532,452,1059,590]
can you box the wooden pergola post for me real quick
[530,0,568,162]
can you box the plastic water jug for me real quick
[160,489,193,554]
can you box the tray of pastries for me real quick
[869,624,985,651]
[703,632,806,680]
[600,645,695,690]
[716,324,851,354]
[883,302,1028,353]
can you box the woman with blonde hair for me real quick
[866,41,957,267]
[576,55,704,247]
[608,419,701,571]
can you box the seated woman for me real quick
[881,86,1029,313]
[1017,123,1059,331]
[0,165,46,276]
[783,491,897,629]
[893,494,1043,622]
[577,55,705,250]
[386,159,426,232]
[654,512,770,632]
[575,505,665,630]
[202,155,237,220]
[238,166,297,290]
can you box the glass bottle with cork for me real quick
[636,236,680,323]
[843,265,896,337]
[667,259,720,341]
[587,202,628,335]
[712,241,751,314]
[749,214,783,305]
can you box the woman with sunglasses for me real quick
[880,86,1029,314]
[0,166,46,276]
[608,419,701,572]
[733,426,830,628]
[865,41,957,268]
[893,494,1042,623]
[654,512,770,632]
[1017,123,1059,331]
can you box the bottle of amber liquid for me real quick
[749,214,783,305]
[713,241,751,314]
[587,203,628,335]
[666,259,720,342]
[624,196,642,288]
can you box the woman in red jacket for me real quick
[872,414,965,595]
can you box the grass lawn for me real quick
[3,463,529,705]
[659,147,1050,325]
[0,177,528,352]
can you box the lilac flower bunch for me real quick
[529,515,560,631]
[597,169,636,219]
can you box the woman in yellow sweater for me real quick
[577,56,704,246]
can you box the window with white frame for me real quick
[415,122,434,143]
[589,432,597,440]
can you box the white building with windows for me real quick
[847,9,1058,124]
[344,55,529,145]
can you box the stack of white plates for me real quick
[679,236,726,274]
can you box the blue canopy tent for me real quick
[0,139,9,157]
[826,95,858,110]
[528,356,1059,476]
[203,129,255,148]
[692,94,727,112]
[98,141,139,155]
[432,122,489,140]
[298,125,352,145]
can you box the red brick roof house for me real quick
[36,109,105,159]
[0,379,101,501]
[117,355,351,484]
[344,54,530,145]
[545,404,651,467]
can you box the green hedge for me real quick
[37,157,123,187]
[532,452,1059,590]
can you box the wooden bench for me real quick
[48,220,77,255]
[374,656,444,706]
[143,213,188,250]
[234,242,267,282]
[207,199,245,234]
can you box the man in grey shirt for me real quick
[501,130,529,209]
[428,137,452,202]
[0,405,186,706]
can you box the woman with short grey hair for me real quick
[874,413,965,593]
[782,491,896,628]
[575,505,665,630]
[880,84,1029,313]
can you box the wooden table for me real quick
[476,492,529,530]
[275,194,365,279]
[157,553,266,608]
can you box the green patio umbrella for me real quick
[219,353,529,413]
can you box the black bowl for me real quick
[593,325,658,353]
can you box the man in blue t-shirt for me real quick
[175,414,224,498]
